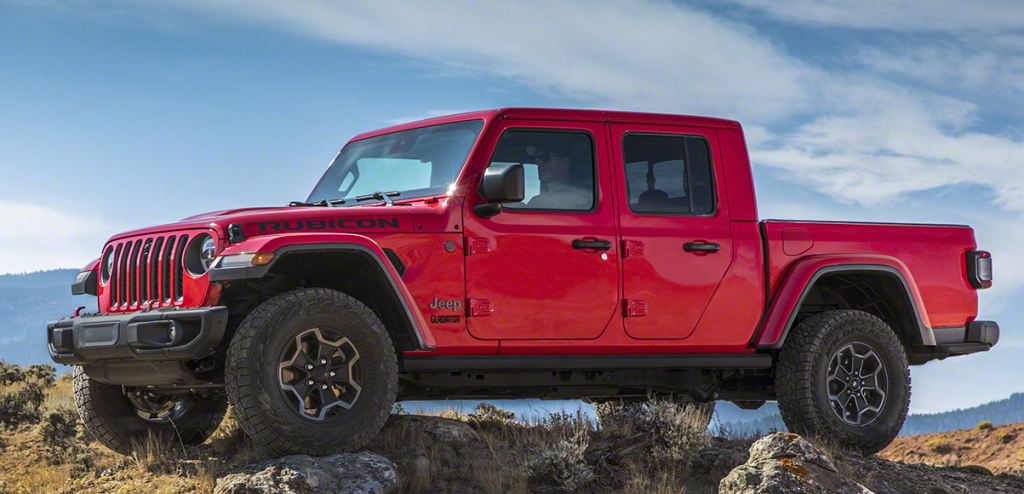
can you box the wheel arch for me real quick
[755,256,935,350]
[210,234,435,353]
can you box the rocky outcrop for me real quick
[214,452,397,494]
[720,433,871,494]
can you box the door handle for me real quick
[573,239,612,251]
[684,242,720,253]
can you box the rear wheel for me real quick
[225,288,398,456]
[73,367,228,455]
[775,310,910,454]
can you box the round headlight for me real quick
[101,246,115,284]
[185,234,217,276]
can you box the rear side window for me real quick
[623,134,715,215]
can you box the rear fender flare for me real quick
[754,255,933,350]
[209,233,435,351]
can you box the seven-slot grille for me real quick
[106,233,193,310]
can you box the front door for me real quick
[462,121,620,340]
[611,124,733,339]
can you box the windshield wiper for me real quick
[288,198,346,207]
[355,191,401,206]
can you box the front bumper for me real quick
[47,306,228,366]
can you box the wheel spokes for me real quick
[826,342,889,427]
[279,327,362,421]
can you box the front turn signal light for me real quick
[252,253,275,266]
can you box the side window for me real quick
[486,130,595,211]
[622,134,715,215]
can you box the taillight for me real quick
[967,251,992,289]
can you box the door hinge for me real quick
[468,298,493,317]
[465,237,490,256]
[622,240,644,259]
[624,299,647,317]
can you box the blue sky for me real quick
[2,0,1022,413]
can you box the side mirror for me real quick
[475,164,525,218]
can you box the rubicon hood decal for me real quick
[258,218,401,232]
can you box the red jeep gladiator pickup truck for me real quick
[50,108,998,456]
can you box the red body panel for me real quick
[81,108,987,360]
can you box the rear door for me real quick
[462,120,620,340]
[610,124,733,339]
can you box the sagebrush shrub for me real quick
[25,364,57,388]
[470,402,516,423]
[997,431,1016,444]
[37,405,81,463]
[0,382,46,426]
[632,400,710,466]
[0,361,24,386]
[925,436,953,454]
[528,427,594,493]
[977,421,994,431]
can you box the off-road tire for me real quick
[775,310,910,455]
[73,366,228,455]
[225,288,398,456]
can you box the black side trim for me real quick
[382,249,406,278]
[402,354,772,372]
[754,264,933,350]
[208,242,432,351]
[71,270,98,296]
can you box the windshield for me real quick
[308,119,485,205]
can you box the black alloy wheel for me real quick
[278,327,362,421]
[826,342,889,427]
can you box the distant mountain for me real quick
[0,269,95,366]
[713,393,1024,437]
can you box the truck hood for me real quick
[107,196,462,244]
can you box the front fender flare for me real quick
[753,255,933,350]
[208,233,435,351]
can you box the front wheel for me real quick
[73,367,228,455]
[225,288,398,456]
[775,310,910,454]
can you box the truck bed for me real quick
[762,220,978,329]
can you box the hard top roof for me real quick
[349,108,740,142]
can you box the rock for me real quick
[386,415,479,444]
[214,452,397,494]
[955,464,994,476]
[719,433,873,494]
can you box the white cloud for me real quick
[0,201,110,274]
[143,0,820,123]
[727,0,1024,32]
